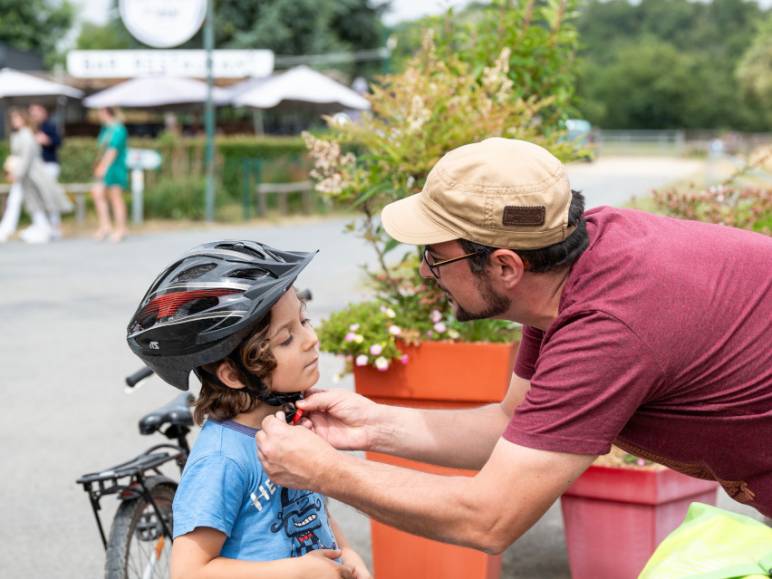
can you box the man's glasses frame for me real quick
[423,247,480,279]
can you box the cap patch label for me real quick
[502,206,545,227]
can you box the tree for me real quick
[737,14,772,121]
[0,0,74,67]
[575,0,771,130]
[76,0,387,56]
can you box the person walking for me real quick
[0,108,71,243]
[91,107,128,242]
[256,138,772,553]
[29,103,64,239]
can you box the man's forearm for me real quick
[370,402,510,470]
[321,452,501,552]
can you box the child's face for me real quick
[264,289,320,393]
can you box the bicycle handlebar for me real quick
[126,366,154,388]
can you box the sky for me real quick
[72,0,474,27]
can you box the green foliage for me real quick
[389,0,580,131]
[575,0,771,130]
[75,20,134,50]
[0,0,74,67]
[736,13,772,125]
[143,177,209,220]
[307,12,577,370]
[318,256,520,370]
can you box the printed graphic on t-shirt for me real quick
[270,487,337,557]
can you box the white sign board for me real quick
[127,148,162,171]
[67,50,275,79]
[120,0,207,48]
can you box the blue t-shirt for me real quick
[172,419,338,561]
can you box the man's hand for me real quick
[296,389,380,451]
[257,411,339,491]
[300,550,355,579]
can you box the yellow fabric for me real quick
[639,502,772,579]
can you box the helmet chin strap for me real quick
[227,352,304,407]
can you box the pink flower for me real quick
[349,323,360,331]
[388,325,401,336]
[400,354,409,365]
[430,309,442,323]
[433,322,447,334]
[344,332,357,342]
[370,344,383,356]
[355,354,369,367]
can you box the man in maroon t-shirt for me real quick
[256,138,772,554]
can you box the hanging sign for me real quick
[119,0,207,48]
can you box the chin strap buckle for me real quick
[283,403,304,425]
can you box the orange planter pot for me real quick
[353,340,518,579]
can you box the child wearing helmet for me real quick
[127,241,370,579]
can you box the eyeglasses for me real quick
[422,247,480,279]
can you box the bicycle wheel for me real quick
[105,477,176,579]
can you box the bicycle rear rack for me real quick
[77,444,186,549]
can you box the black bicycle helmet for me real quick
[127,240,317,392]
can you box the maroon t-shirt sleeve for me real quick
[514,325,544,380]
[504,311,664,456]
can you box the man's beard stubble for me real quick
[445,273,511,322]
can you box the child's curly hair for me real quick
[192,312,278,425]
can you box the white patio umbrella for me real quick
[83,76,230,108]
[0,68,83,98]
[233,66,369,110]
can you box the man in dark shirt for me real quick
[29,104,63,238]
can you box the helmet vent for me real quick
[215,243,266,260]
[173,263,217,283]
[230,267,271,280]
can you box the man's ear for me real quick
[215,359,247,390]
[489,249,526,288]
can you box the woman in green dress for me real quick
[91,107,128,242]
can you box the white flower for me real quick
[380,306,397,319]
[370,344,383,356]
[355,355,369,366]
[375,357,390,371]
[430,309,442,323]
[448,329,460,339]
[388,325,401,336]
[433,322,447,334]
[349,323,360,331]
[353,334,364,344]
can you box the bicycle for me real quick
[76,367,192,579]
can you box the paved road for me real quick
[1,157,759,578]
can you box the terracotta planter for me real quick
[560,465,720,579]
[353,340,518,579]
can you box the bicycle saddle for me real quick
[139,392,194,435]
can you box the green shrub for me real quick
[143,176,209,220]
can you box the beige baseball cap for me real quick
[381,138,574,249]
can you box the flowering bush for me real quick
[653,147,772,235]
[307,7,584,372]
[317,255,520,373]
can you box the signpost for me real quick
[119,0,217,223]
[126,148,162,225]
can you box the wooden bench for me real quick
[253,180,314,216]
[0,183,92,224]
